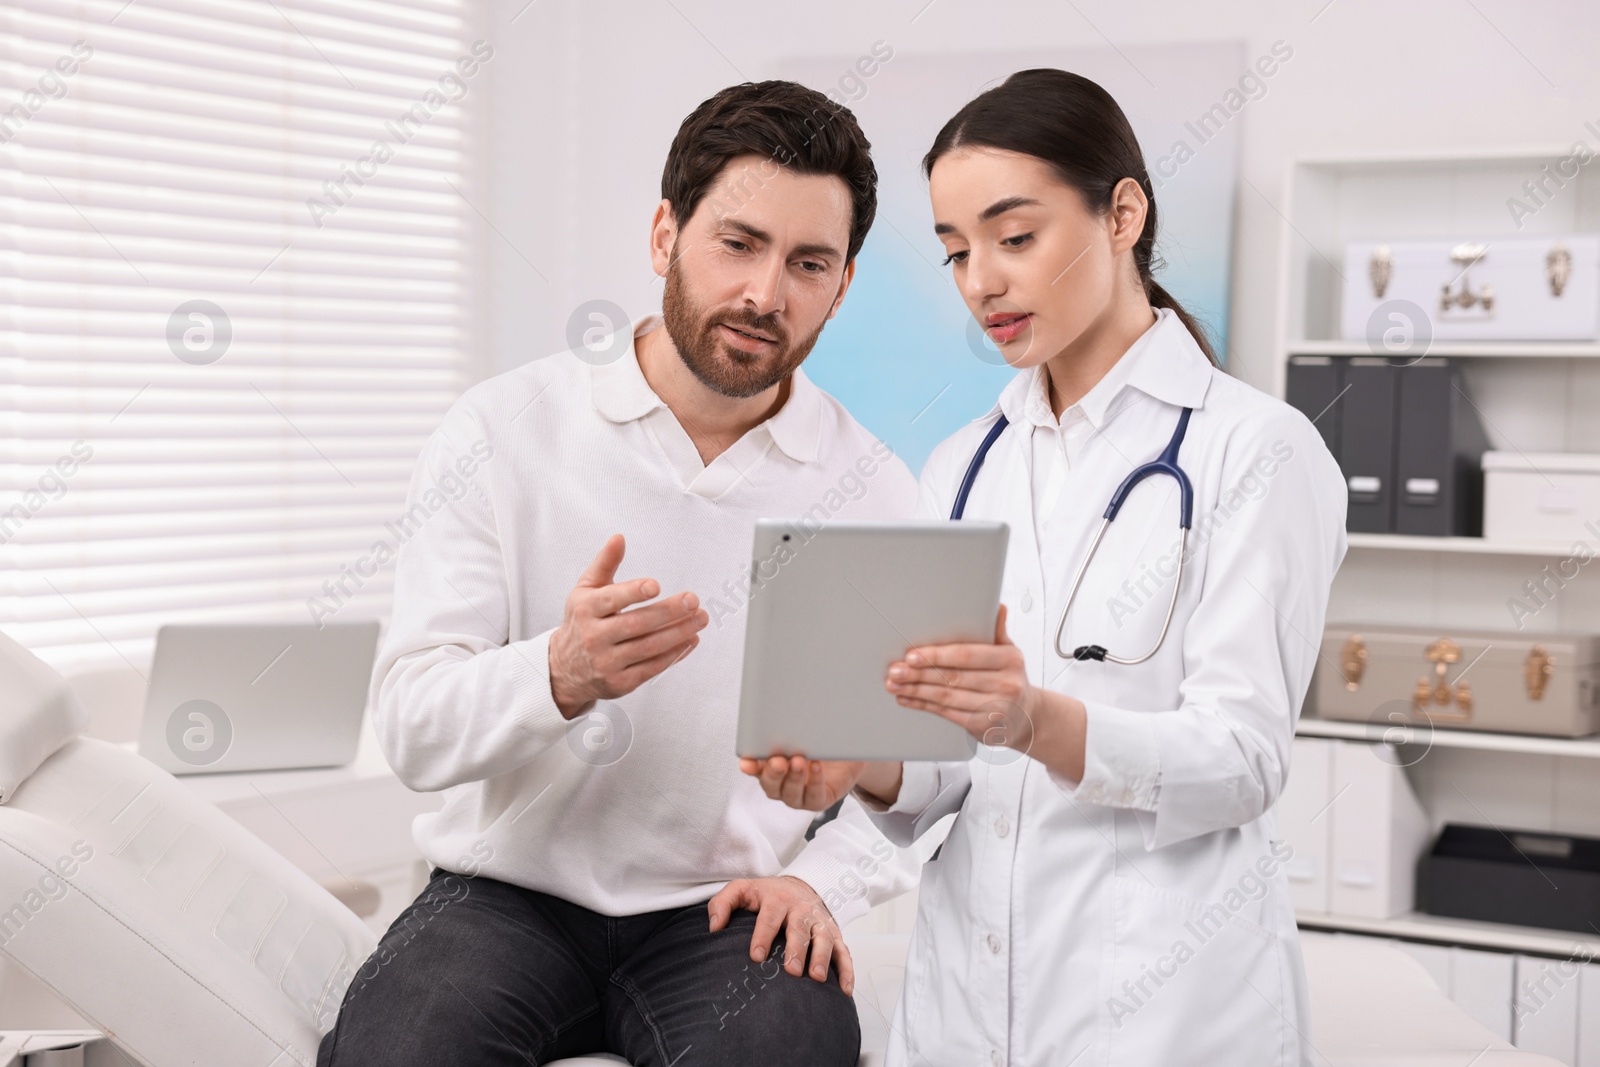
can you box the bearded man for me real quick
[317,79,919,1067]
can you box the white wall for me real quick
[476,0,1600,403]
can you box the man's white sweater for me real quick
[371,315,920,926]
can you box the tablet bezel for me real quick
[735,519,1009,762]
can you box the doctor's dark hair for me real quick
[923,68,1221,368]
[661,80,877,264]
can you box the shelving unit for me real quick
[1274,151,1600,1022]
[1298,908,1600,959]
[1344,532,1576,556]
[1277,149,1600,615]
[1296,716,1600,760]
[1288,340,1600,359]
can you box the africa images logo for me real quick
[165,699,233,767]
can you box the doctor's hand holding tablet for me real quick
[737,68,1346,1066]
[740,600,1074,812]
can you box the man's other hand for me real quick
[707,875,854,996]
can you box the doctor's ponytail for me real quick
[923,68,1222,369]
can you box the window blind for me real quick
[0,0,486,676]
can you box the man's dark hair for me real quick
[660,80,877,264]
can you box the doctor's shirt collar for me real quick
[590,313,822,465]
[979,306,1214,430]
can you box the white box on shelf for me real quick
[1484,451,1600,546]
[1277,737,1335,913]
[1340,235,1600,342]
[1328,740,1431,919]
[1514,954,1580,1062]
[1579,963,1600,1066]
[1453,946,1516,1043]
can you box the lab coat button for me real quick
[987,933,1003,954]
[990,1050,1004,1067]
[995,815,1010,838]
[1018,588,1033,613]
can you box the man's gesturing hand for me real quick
[547,534,708,720]
[708,875,854,996]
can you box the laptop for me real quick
[137,620,382,774]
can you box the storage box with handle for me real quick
[1313,625,1600,737]
[1341,234,1600,342]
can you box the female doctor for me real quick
[742,68,1347,1066]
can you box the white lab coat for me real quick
[864,308,1347,1066]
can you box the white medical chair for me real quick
[59,666,146,746]
[0,631,376,1065]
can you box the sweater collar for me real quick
[590,314,822,465]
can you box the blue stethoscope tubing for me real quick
[950,407,1196,664]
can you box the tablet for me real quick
[736,519,1009,762]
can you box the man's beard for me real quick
[660,257,827,400]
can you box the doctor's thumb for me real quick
[995,603,1013,645]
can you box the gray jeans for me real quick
[316,866,861,1067]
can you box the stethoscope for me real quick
[950,406,1196,664]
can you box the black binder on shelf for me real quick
[1285,355,1342,461]
[1394,358,1490,537]
[1284,355,1489,536]
[1338,358,1399,534]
